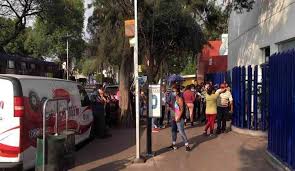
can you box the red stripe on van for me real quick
[82,106,91,113]
[0,143,20,158]
[0,126,20,136]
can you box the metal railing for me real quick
[42,97,69,171]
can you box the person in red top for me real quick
[183,85,196,126]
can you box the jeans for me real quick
[217,107,228,131]
[152,118,158,128]
[159,106,165,126]
[171,119,189,145]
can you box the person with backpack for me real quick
[168,85,191,151]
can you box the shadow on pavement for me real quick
[183,122,206,130]
[88,159,131,171]
[239,142,275,171]
[190,134,217,151]
[74,129,136,166]
[154,133,217,156]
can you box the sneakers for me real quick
[168,144,177,150]
[209,133,215,137]
[202,131,208,136]
[168,144,190,151]
[185,145,191,152]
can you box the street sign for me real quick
[125,20,135,37]
[148,85,162,118]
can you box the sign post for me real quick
[147,85,162,157]
[132,0,145,163]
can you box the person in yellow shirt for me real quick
[203,86,226,136]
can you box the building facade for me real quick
[197,40,228,82]
[228,0,295,69]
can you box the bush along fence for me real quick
[268,50,295,169]
[231,65,268,131]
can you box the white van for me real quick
[0,74,93,170]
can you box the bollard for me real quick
[35,135,66,171]
[35,136,47,171]
[61,130,75,170]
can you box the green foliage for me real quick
[139,0,205,82]
[26,0,85,60]
[180,0,255,39]
[181,57,196,75]
[0,17,35,56]
[87,0,132,68]
[80,58,97,75]
[0,0,85,60]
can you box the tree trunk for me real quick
[119,54,134,128]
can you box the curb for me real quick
[231,126,267,137]
[265,150,292,171]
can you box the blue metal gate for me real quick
[231,65,265,130]
[268,50,295,169]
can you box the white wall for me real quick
[228,0,295,69]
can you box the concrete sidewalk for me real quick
[70,125,275,171]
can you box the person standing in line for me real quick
[183,85,196,126]
[203,85,225,136]
[168,85,191,151]
[90,85,109,138]
[139,90,147,118]
[216,83,233,134]
[200,84,207,123]
[165,87,174,126]
[159,85,167,128]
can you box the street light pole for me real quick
[133,0,144,163]
[66,34,69,80]
[134,0,140,160]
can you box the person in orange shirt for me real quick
[183,85,196,126]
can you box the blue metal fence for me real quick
[229,51,295,169]
[205,72,226,86]
[268,50,295,169]
[231,65,266,131]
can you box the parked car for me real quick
[84,84,97,98]
[0,74,93,170]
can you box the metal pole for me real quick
[42,99,49,171]
[66,35,69,80]
[146,89,152,156]
[55,100,59,136]
[134,0,141,160]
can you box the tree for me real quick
[88,0,206,127]
[25,0,85,62]
[0,0,85,61]
[88,0,134,127]
[0,0,44,49]
[181,0,255,39]
[138,0,205,83]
